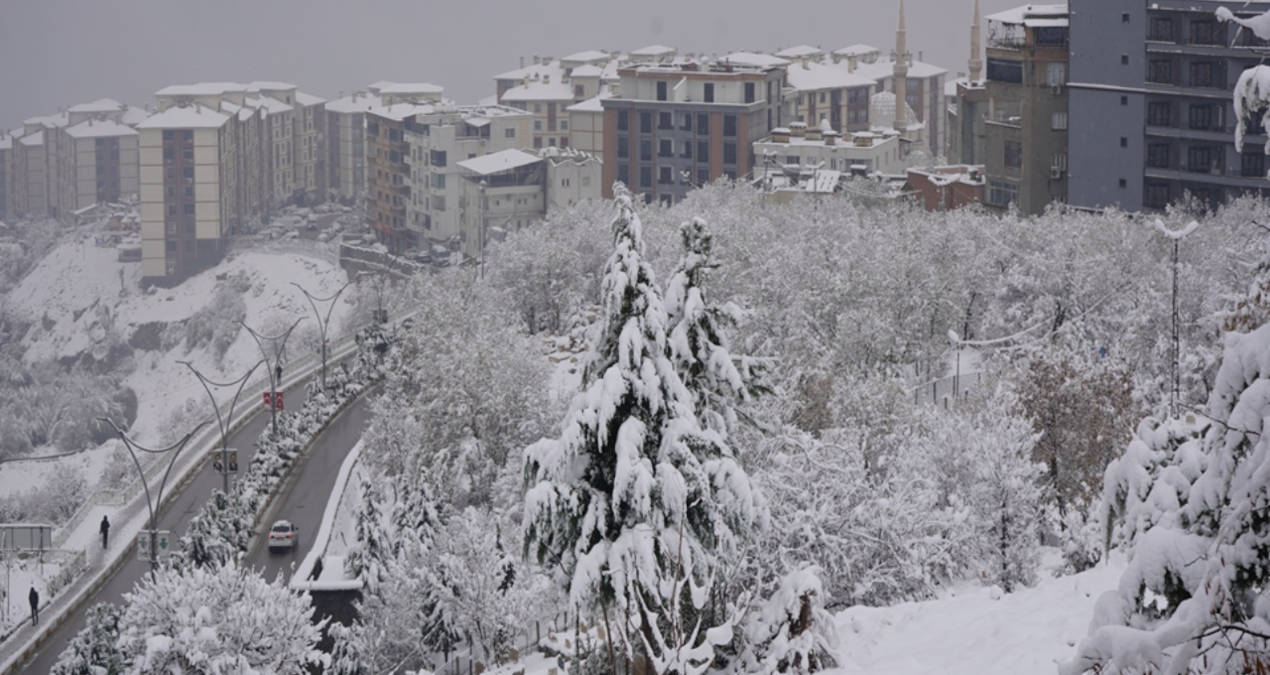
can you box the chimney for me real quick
[848,55,858,72]
[918,51,923,63]
[790,121,806,138]
[824,129,839,146]
[520,56,525,68]
[534,55,540,64]
[802,57,810,70]
[805,124,823,142]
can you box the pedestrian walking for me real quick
[101,514,111,549]
[28,586,38,626]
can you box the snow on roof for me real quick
[562,50,610,64]
[834,44,881,57]
[246,81,298,92]
[500,81,576,102]
[68,98,124,114]
[325,93,378,114]
[119,106,151,126]
[65,118,138,138]
[246,96,293,114]
[0,135,11,151]
[494,60,566,81]
[632,44,676,57]
[457,148,541,176]
[776,45,824,59]
[571,64,604,78]
[567,91,613,113]
[366,102,437,122]
[724,52,791,68]
[850,57,949,80]
[986,4,1069,27]
[155,82,248,97]
[376,82,444,95]
[477,94,500,107]
[136,105,230,129]
[19,131,44,146]
[295,91,326,106]
[787,61,876,91]
[24,112,69,129]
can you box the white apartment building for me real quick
[753,121,906,177]
[325,91,375,202]
[495,51,621,151]
[60,118,139,219]
[403,104,532,251]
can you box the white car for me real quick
[268,520,298,552]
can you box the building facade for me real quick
[981,4,1070,215]
[1068,0,1270,212]
[601,58,787,203]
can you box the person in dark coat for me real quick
[29,586,38,626]
[100,514,111,549]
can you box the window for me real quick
[657,81,668,101]
[535,120,542,131]
[640,139,652,161]
[659,166,673,184]
[1004,140,1022,168]
[659,112,673,129]
[505,128,516,138]
[1148,60,1174,84]
[1149,17,1174,42]
[432,173,445,188]
[183,166,194,178]
[166,239,177,252]
[575,84,584,98]
[617,136,630,159]
[617,163,630,185]
[1188,104,1214,130]
[1047,62,1066,85]
[680,140,692,158]
[640,166,653,188]
[659,139,673,157]
[697,113,710,135]
[1148,101,1172,126]
[1190,20,1222,45]
[184,203,195,215]
[1120,137,1129,148]
[430,150,447,166]
[549,137,557,147]
[723,114,737,137]
[581,175,591,187]
[988,180,1018,206]
[1189,61,1216,88]
[986,58,1023,84]
[1119,178,1128,188]
[1052,154,1068,172]
[745,82,756,103]
[697,168,709,184]
[617,109,630,132]
[561,136,569,148]
[1121,96,1129,106]
[1148,143,1171,168]
[1187,145,1215,172]
[640,112,652,133]
[534,137,542,149]
[534,104,542,113]
[679,113,692,130]
[1146,183,1171,209]
[1052,111,1068,130]
[1123,12,1130,23]
[697,141,709,163]
[704,83,715,103]
[1242,151,1266,177]
[723,142,737,165]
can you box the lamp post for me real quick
[240,318,303,437]
[98,418,207,581]
[179,360,264,494]
[1154,219,1199,419]
[292,279,356,390]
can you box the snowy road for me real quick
[17,377,373,674]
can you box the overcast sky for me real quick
[1,0,1026,128]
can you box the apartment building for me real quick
[754,121,906,176]
[136,105,240,283]
[980,4,1070,215]
[12,110,72,219]
[784,59,876,133]
[326,92,376,202]
[365,102,434,252]
[403,104,532,251]
[495,51,618,151]
[59,118,139,218]
[0,131,13,221]
[601,57,787,203]
[1068,0,1270,211]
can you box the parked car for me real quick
[268,520,298,552]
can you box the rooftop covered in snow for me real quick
[457,148,541,176]
[136,105,230,129]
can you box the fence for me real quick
[912,371,984,408]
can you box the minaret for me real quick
[969,0,983,82]
[893,0,909,133]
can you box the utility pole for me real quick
[179,360,264,494]
[292,279,356,390]
[240,318,303,436]
[98,418,206,581]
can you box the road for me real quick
[19,381,375,673]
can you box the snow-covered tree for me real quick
[744,568,839,675]
[663,216,770,438]
[172,489,253,570]
[524,186,763,675]
[344,478,395,597]
[51,602,124,675]
[1062,313,1270,674]
[116,561,325,675]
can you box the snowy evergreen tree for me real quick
[744,568,838,675]
[172,489,252,570]
[1062,313,1270,674]
[344,478,396,597]
[524,186,763,675]
[663,216,770,438]
[51,602,124,675]
[116,561,324,675]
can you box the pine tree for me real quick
[51,602,124,675]
[173,489,252,570]
[524,186,763,675]
[663,216,770,438]
[344,479,395,596]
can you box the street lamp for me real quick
[240,318,304,437]
[97,418,207,581]
[179,360,264,494]
[1154,219,1200,419]
[292,279,356,390]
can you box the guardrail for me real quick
[290,439,365,592]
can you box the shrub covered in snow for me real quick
[743,568,838,675]
[50,602,124,675]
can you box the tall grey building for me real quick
[1069,0,1270,212]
